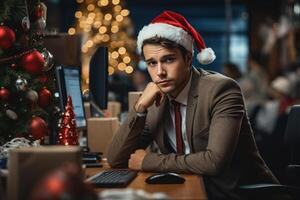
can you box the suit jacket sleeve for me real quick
[106,110,153,168]
[142,79,245,175]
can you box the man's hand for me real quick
[128,149,147,170]
[134,82,165,113]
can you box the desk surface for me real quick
[85,162,208,200]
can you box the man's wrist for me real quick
[134,104,147,116]
[134,102,147,113]
[136,111,147,117]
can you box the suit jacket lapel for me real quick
[186,67,202,152]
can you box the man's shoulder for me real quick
[193,67,238,87]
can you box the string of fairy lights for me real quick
[68,0,137,86]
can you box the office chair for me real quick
[284,105,300,165]
[239,184,300,200]
[239,105,300,200]
[284,105,300,187]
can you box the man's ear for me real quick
[185,52,193,66]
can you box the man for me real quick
[107,11,278,199]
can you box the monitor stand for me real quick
[90,100,105,118]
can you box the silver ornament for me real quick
[21,16,30,31]
[6,109,18,120]
[35,17,46,31]
[15,77,28,91]
[26,89,38,103]
[41,49,54,71]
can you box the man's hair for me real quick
[141,36,190,59]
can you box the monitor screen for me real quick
[89,46,108,110]
[55,66,87,129]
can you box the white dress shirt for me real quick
[165,75,192,154]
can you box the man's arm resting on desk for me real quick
[106,110,152,168]
[142,80,245,175]
[141,115,243,175]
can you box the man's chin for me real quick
[160,86,175,94]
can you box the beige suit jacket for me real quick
[107,67,278,199]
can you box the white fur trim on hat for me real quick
[196,48,216,65]
[137,23,193,54]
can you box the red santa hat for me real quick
[137,10,216,65]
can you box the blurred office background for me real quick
[42,0,300,182]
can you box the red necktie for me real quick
[172,101,184,154]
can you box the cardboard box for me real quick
[128,91,143,111]
[85,101,121,118]
[7,146,82,200]
[87,117,120,156]
[106,101,121,118]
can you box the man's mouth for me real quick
[156,80,170,84]
[156,80,172,87]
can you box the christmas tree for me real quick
[68,0,138,88]
[57,96,79,146]
[0,0,59,144]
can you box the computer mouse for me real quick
[145,172,185,184]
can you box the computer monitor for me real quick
[55,66,87,130]
[89,46,108,113]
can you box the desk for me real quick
[85,161,208,200]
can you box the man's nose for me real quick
[157,63,166,76]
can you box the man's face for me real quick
[143,44,192,97]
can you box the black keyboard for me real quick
[86,169,138,187]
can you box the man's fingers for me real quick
[135,149,145,153]
[128,159,132,168]
[155,84,165,106]
[155,93,162,106]
[159,92,166,105]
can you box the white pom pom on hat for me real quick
[137,10,216,65]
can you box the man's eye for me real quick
[165,57,175,63]
[147,61,156,67]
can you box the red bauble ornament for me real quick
[38,87,51,107]
[21,50,45,74]
[0,87,10,101]
[35,4,45,18]
[0,26,16,49]
[29,117,48,140]
[11,63,17,70]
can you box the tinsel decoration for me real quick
[57,96,78,145]
[0,138,41,169]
